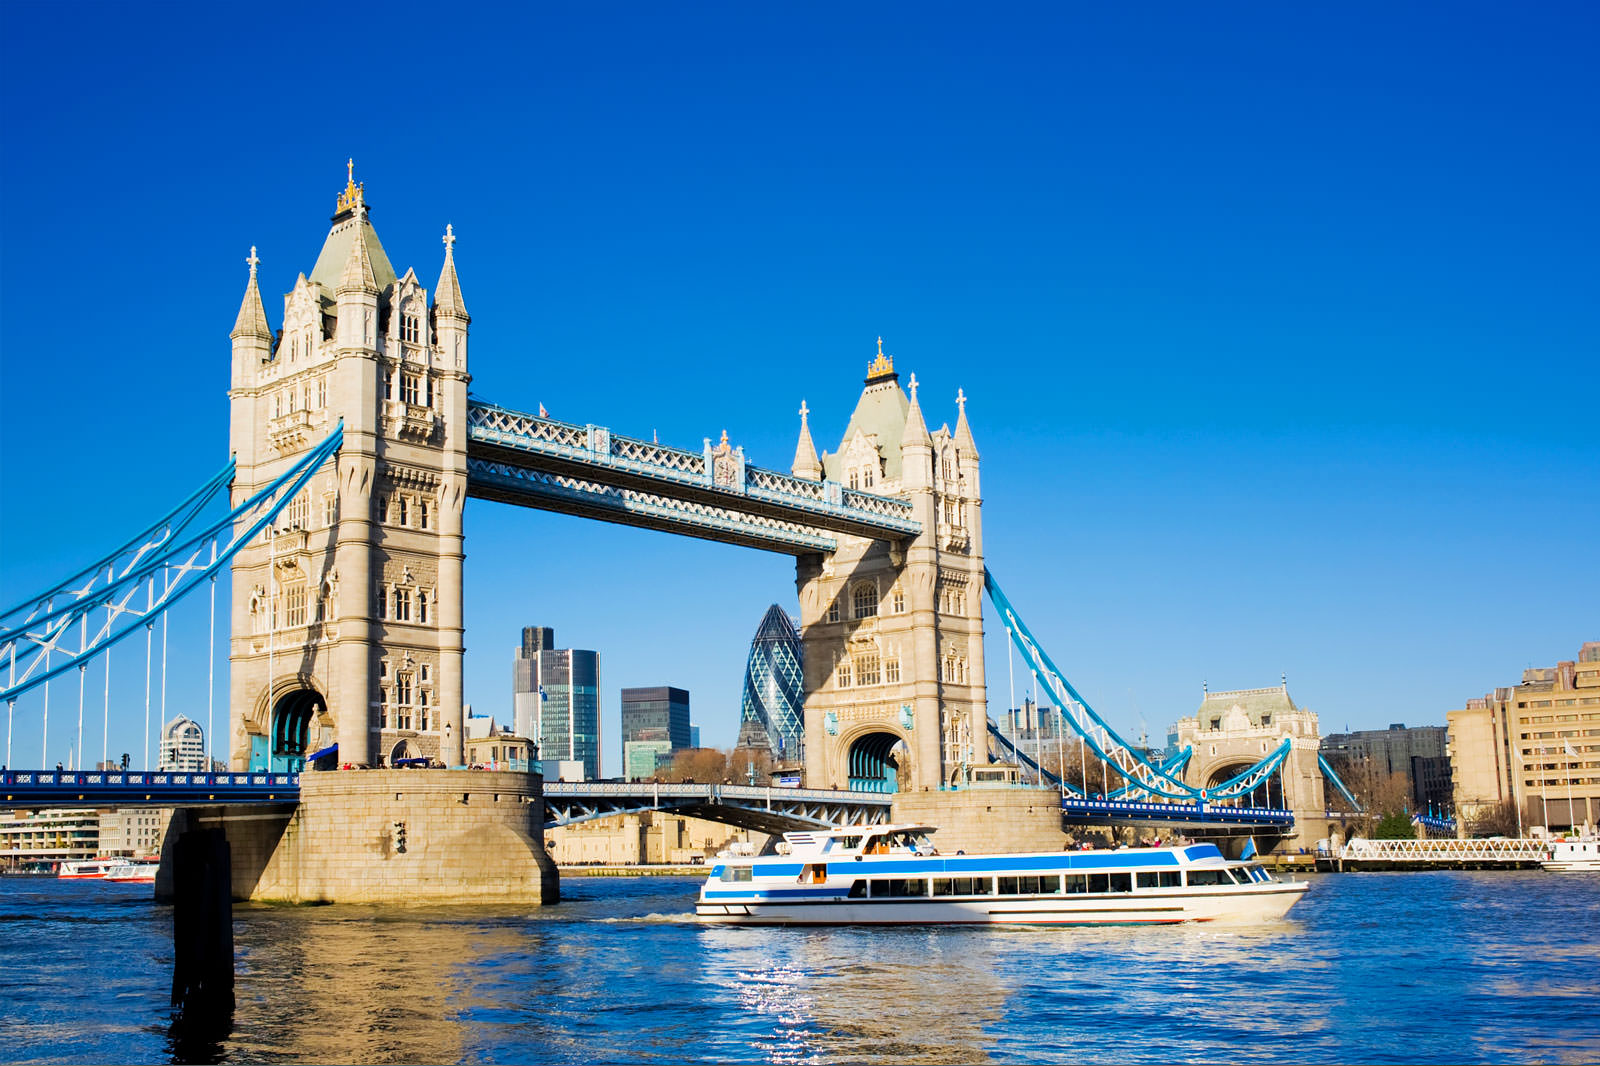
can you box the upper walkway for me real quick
[1059,795,1294,829]
[465,401,921,553]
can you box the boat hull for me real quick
[697,882,1308,925]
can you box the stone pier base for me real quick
[156,769,559,905]
[890,789,1067,854]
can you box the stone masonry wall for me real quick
[890,790,1067,854]
[160,770,558,904]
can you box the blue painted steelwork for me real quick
[1317,753,1363,811]
[1061,796,1295,829]
[847,732,901,793]
[0,769,299,806]
[984,720,1084,794]
[0,426,343,702]
[985,568,1288,803]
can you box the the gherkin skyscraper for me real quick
[738,604,804,760]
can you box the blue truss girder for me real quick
[985,567,1290,803]
[1060,796,1295,829]
[465,402,921,546]
[1,426,344,702]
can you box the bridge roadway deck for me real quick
[0,771,898,836]
[2,769,300,806]
[1059,796,1294,829]
[542,781,895,835]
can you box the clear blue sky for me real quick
[1,3,1595,774]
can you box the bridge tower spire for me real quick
[228,165,470,772]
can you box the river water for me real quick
[2,869,1596,1064]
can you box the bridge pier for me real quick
[890,790,1067,854]
[158,770,557,904]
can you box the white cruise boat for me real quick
[696,823,1308,925]
[103,859,159,883]
[57,857,123,880]
[1543,839,1600,871]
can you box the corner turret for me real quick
[433,224,470,373]
[230,246,273,389]
[792,400,822,480]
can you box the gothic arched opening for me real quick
[1207,761,1274,809]
[389,739,421,767]
[270,688,323,773]
[847,731,908,794]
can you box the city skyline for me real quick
[1,5,1596,774]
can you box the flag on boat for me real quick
[1241,837,1257,860]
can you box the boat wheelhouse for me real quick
[696,823,1309,925]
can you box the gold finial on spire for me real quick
[865,335,896,382]
[336,158,366,216]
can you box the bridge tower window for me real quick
[826,599,840,624]
[403,313,420,344]
[377,585,388,620]
[401,373,420,405]
[892,586,905,614]
[837,657,853,688]
[848,469,860,490]
[393,587,412,622]
[862,467,874,488]
[398,495,410,526]
[856,654,880,686]
[885,656,901,684]
[852,583,878,620]
[382,370,393,401]
[417,591,429,625]
[419,498,430,530]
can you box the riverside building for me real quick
[158,716,207,772]
[1448,641,1600,833]
[737,604,804,760]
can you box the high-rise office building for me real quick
[510,626,602,780]
[739,604,804,760]
[621,686,691,780]
[158,716,206,772]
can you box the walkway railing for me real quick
[1337,837,1548,865]
[1061,796,1294,828]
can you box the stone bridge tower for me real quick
[227,166,470,771]
[1170,683,1328,843]
[794,344,986,792]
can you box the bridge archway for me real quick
[269,688,323,773]
[1207,761,1271,807]
[846,730,909,794]
[389,739,422,766]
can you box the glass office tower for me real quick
[621,686,691,780]
[739,604,804,761]
[511,625,601,780]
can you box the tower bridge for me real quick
[0,167,1324,900]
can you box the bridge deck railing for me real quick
[1338,837,1548,862]
[3,770,300,790]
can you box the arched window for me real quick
[892,586,905,614]
[848,469,860,490]
[417,591,429,625]
[853,583,878,619]
[836,657,853,688]
[863,467,874,488]
[826,599,840,624]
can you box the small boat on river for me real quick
[1543,839,1600,871]
[57,858,123,880]
[696,823,1308,925]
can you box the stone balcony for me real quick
[385,400,438,442]
[268,409,315,453]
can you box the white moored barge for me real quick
[696,823,1308,925]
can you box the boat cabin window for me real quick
[799,863,828,884]
[998,875,1061,895]
[1136,871,1182,889]
[868,877,929,898]
[848,879,868,898]
[1085,873,1133,894]
[1064,874,1089,894]
[1243,864,1270,883]
[932,877,993,896]
[831,835,864,852]
[1185,868,1228,887]
[724,865,754,883]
